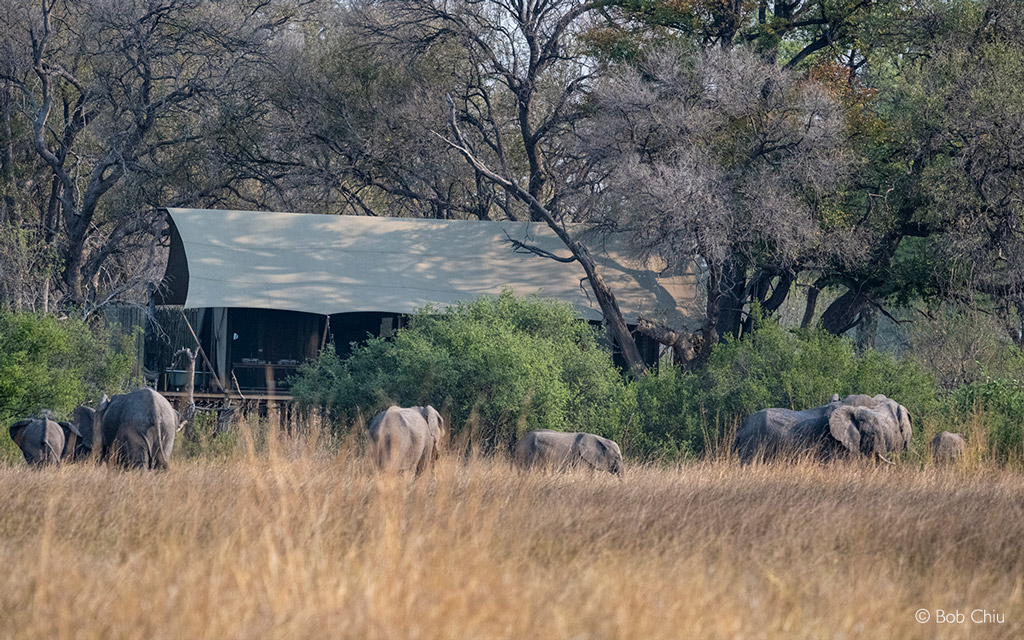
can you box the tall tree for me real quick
[586,46,851,364]
[0,0,303,312]
[596,0,881,67]
[263,8,509,220]
[350,0,653,374]
[803,0,1024,341]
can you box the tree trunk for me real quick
[636,317,696,366]
[715,255,746,339]
[572,241,647,376]
[63,235,87,305]
[761,272,794,314]
[820,288,868,335]
[855,305,877,352]
[800,280,823,329]
[693,265,723,367]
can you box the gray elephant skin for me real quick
[65,402,103,461]
[929,431,966,463]
[514,430,624,475]
[368,405,445,473]
[9,416,81,465]
[94,388,185,470]
[734,394,913,463]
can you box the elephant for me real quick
[367,405,445,474]
[513,430,624,475]
[9,415,81,465]
[94,388,187,470]
[733,394,913,463]
[67,400,104,461]
[839,394,914,447]
[929,431,966,463]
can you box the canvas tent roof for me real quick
[158,208,700,327]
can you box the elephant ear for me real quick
[58,421,80,459]
[573,434,608,470]
[420,406,444,438]
[97,394,110,412]
[9,419,33,448]
[828,405,862,453]
[58,421,82,438]
[831,406,901,455]
[73,405,96,453]
[419,406,444,461]
[896,404,913,449]
[73,405,94,435]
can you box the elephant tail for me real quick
[43,439,61,466]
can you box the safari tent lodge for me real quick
[143,208,701,406]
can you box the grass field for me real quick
[1,430,1023,639]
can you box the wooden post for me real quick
[172,347,197,433]
[180,311,221,392]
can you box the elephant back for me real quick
[98,388,179,468]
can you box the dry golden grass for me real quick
[2,431,1023,639]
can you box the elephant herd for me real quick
[9,388,189,470]
[10,390,966,472]
[733,393,967,465]
[365,393,965,476]
[366,405,625,475]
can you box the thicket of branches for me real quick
[1,0,1021,372]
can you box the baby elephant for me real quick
[514,430,624,475]
[929,431,966,463]
[9,416,82,465]
[367,405,445,474]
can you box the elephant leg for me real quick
[125,445,149,469]
[132,448,151,469]
[109,439,128,466]
[114,436,148,469]
[151,443,170,471]
[414,449,431,476]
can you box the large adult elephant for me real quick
[9,416,81,465]
[367,406,445,474]
[733,394,913,463]
[94,388,187,470]
[513,430,624,475]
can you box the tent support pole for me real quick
[181,311,223,393]
[319,315,330,352]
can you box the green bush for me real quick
[293,291,632,451]
[178,411,241,459]
[945,378,1024,462]
[0,311,137,462]
[297,294,1021,463]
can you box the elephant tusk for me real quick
[877,454,895,465]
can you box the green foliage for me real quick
[178,411,239,460]
[293,291,632,451]
[946,378,1024,462]
[296,296,949,462]
[0,311,137,462]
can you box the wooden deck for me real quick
[160,390,293,404]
